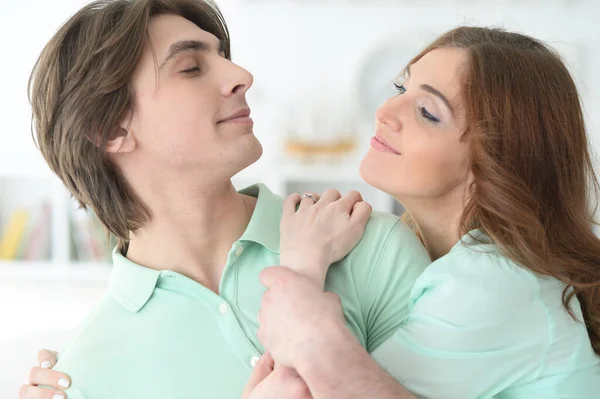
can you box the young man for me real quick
[21,0,429,398]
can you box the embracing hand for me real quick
[241,353,312,399]
[257,267,347,369]
[280,189,372,285]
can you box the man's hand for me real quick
[19,349,71,399]
[257,267,347,368]
[280,189,372,286]
[242,354,312,399]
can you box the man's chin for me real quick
[232,139,263,175]
[247,138,263,165]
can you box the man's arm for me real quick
[257,268,416,399]
[296,321,415,399]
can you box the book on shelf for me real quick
[24,202,52,261]
[0,202,51,261]
[71,204,115,263]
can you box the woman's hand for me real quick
[242,354,312,399]
[280,189,372,286]
[19,349,71,399]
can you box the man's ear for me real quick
[88,113,137,153]
[105,125,136,154]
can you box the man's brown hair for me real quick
[28,0,230,250]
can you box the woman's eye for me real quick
[394,83,407,94]
[418,106,441,124]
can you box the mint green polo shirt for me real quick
[53,184,430,399]
[373,230,600,398]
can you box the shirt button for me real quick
[235,246,245,257]
[219,303,229,315]
[250,356,260,368]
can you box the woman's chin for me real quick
[359,155,392,195]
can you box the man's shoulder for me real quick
[52,295,130,396]
[335,210,430,291]
[55,294,127,359]
[365,211,402,231]
[330,212,430,353]
[350,211,427,259]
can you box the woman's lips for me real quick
[371,135,401,155]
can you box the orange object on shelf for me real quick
[284,137,357,159]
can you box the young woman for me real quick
[249,26,600,398]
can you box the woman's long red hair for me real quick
[409,26,600,355]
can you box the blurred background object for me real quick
[1,0,599,396]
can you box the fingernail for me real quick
[41,360,52,369]
[58,378,70,388]
[53,394,65,399]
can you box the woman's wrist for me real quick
[280,251,329,288]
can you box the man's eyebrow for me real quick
[159,39,224,69]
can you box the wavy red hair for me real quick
[407,26,600,355]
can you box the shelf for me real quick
[0,158,395,276]
[0,261,112,281]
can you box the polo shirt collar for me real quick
[109,183,283,313]
[237,183,283,254]
[109,249,161,313]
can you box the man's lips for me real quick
[218,108,252,123]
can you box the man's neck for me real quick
[125,179,256,293]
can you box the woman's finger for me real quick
[283,193,302,216]
[336,191,364,215]
[350,201,372,226]
[298,192,320,211]
[318,188,341,205]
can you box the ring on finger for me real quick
[300,193,317,204]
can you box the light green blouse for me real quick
[373,230,600,398]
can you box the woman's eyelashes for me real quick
[393,82,441,124]
[394,83,407,94]
[419,107,440,123]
